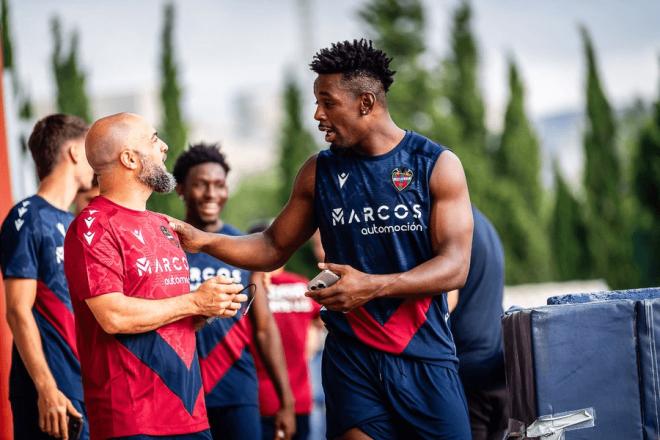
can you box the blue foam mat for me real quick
[547,287,660,305]
[637,299,660,440]
[531,300,644,439]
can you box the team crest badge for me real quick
[391,168,414,191]
[160,225,180,248]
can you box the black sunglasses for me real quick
[240,283,257,318]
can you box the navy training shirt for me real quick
[314,130,458,365]
[0,195,83,401]
[450,206,505,389]
[188,223,258,408]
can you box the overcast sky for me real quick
[9,0,660,131]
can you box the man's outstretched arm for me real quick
[169,156,318,272]
[307,151,473,311]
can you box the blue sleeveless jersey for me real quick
[314,131,458,365]
[0,195,83,401]
[187,224,257,408]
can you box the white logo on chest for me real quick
[135,255,189,277]
[132,229,145,244]
[338,172,349,189]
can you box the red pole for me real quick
[0,39,15,439]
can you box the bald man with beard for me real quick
[63,113,247,440]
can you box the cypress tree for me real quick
[274,76,318,277]
[442,0,490,209]
[486,180,552,283]
[1,0,32,120]
[550,166,591,280]
[632,67,660,285]
[358,0,459,146]
[496,58,543,212]
[359,0,428,131]
[1,0,13,70]
[580,26,634,287]
[51,17,91,122]
[148,2,187,218]
[446,1,486,155]
[159,2,187,157]
[277,76,317,205]
[488,57,551,282]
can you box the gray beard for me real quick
[137,155,176,193]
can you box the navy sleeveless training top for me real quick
[314,130,458,365]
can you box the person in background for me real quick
[173,143,296,440]
[448,206,508,440]
[248,223,323,440]
[1,114,93,440]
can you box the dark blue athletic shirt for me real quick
[187,224,257,408]
[0,195,83,401]
[450,206,505,389]
[314,130,457,365]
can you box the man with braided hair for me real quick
[170,40,473,439]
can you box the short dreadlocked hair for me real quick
[310,39,395,99]
[173,142,231,185]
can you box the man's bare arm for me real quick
[307,151,473,310]
[170,156,318,272]
[5,278,82,439]
[85,276,246,334]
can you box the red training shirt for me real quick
[64,196,208,439]
[253,271,321,416]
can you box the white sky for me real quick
[9,0,660,131]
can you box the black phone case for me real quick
[68,416,83,440]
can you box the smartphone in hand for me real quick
[68,415,83,440]
[308,270,340,291]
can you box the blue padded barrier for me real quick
[637,298,660,440]
[531,300,644,439]
[547,287,660,305]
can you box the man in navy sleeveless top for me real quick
[448,206,508,440]
[0,114,93,439]
[169,39,474,439]
[173,144,296,440]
